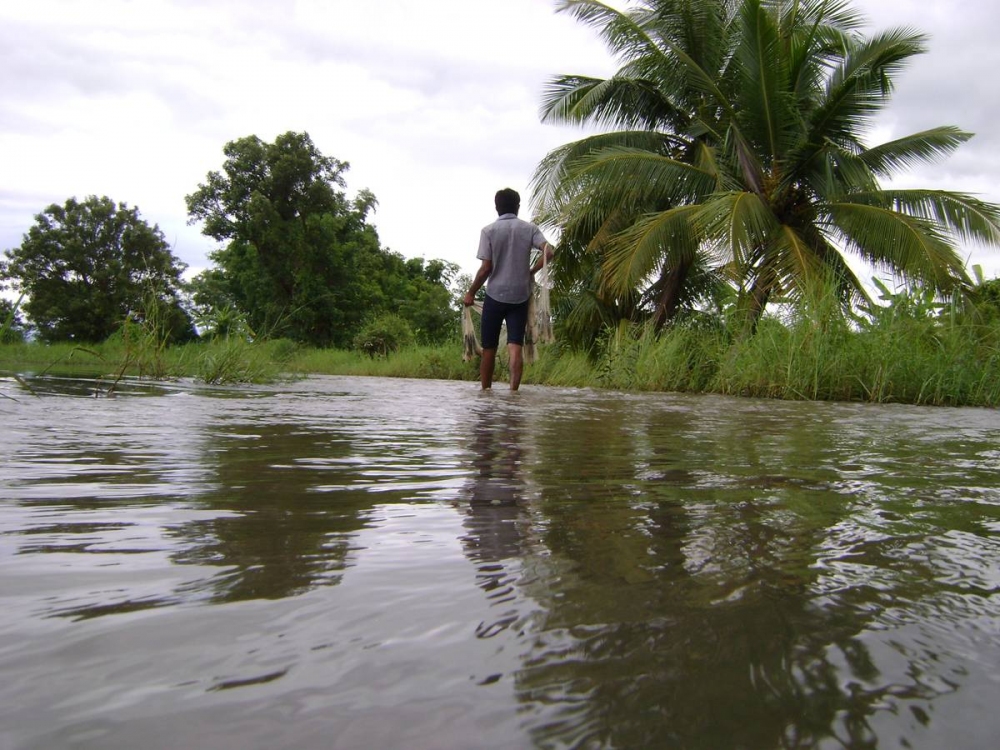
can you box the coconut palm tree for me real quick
[533,0,1000,334]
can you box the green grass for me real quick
[288,344,479,381]
[0,337,284,386]
[5,312,1000,406]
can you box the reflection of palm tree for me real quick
[510,394,904,748]
[461,400,531,639]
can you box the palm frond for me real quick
[532,131,683,220]
[771,0,866,33]
[735,0,793,162]
[810,28,927,150]
[695,190,777,269]
[787,229,872,310]
[860,127,972,178]
[539,74,689,131]
[772,224,827,290]
[558,0,739,120]
[555,0,679,68]
[797,141,879,199]
[826,201,971,290]
[848,189,1000,246]
[561,147,720,212]
[602,204,702,295]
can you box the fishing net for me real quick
[524,251,554,363]
[462,302,483,362]
[463,249,554,363]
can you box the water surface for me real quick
[1,374,999,749]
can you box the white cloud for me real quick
[2,0,997,287]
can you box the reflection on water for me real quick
[463,401,532,643]
[1,373,999,749]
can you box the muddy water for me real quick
[1,374,998,749]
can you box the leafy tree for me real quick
[534,0,1000,336]
[188,132,410,347]
[382,256,461,344]
[2,196,195,343]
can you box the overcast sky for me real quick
[3,0,999,287]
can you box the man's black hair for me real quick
[495,188,520,216]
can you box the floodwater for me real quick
[1,374,999,750]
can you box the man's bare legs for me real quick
[479,344,523,390]
[480,348,497,389]
[508,343,523,391]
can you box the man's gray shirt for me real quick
[477,213,547,304]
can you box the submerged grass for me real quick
[0,337,285,386]
[288,345,479,381]
[5,310,1000,406]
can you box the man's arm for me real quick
[530,242,555,275]
[464,258,492,306]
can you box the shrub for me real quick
[353,314,414,357]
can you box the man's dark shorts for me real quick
[481,294,529,349]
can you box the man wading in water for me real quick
[463,188,554,391]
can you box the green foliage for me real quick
[194,337,277,385]
[4,302,1000,404]
[968,276,1000,324]
[186,131,458,348]
[105,291,181,380]
[2,196,195,343]
[287,344,478,381]
[186,132,372,346]
[524,344,594,388]
[184,267,251,339]
[535,0,1000,337]
[1,293,27,343]
[858,278,947,327]
[353,313,414,357]
[391,257,461,344]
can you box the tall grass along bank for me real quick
[4,314,1000,406]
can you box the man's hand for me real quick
[466,259,492,306]
[530,242,555,276]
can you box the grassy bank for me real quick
[4,312,1000,406]
[0,337,480,387]
[579,315,1000,406]
[0,337,290,386]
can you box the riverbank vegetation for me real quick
[533,0,1000,349]
[6,272,1000,406]
[4,0,1000,407]
[1,132,464,356]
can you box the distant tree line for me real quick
[1,131,459,348]
[8,0,1000,357]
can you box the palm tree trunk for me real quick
[652,259,691,330]
[742,263,777,336]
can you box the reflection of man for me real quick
[463,188,554,391]
[461,402,530,644]
[465,409,526,567]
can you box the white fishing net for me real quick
[463,250,554,364]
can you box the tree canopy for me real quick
[186,131,458,347]
[534,0,1000,340]
[2,196,194,343]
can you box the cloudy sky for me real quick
[2,0,999,286]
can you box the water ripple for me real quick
[3,375,1000,749]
